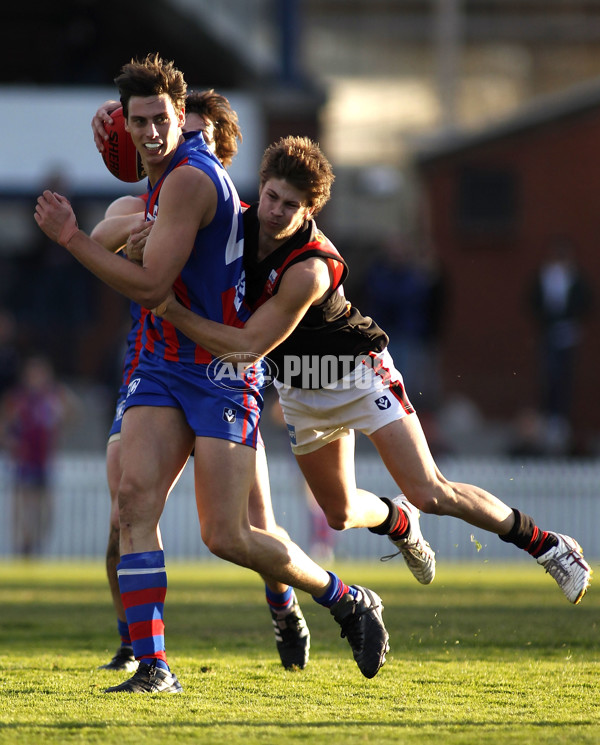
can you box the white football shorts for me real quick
[274,348,415,454]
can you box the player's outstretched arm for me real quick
[155,258,331,360]
[33,172,200,308]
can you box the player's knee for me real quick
[324,507,354,532]
[202,527,249,566]
[116,476,152,523]
[404,481,454,516]
[116,478,137,508]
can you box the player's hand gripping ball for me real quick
[101,107,144,183]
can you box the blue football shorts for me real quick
[121,349,263,448]
[108,384,128,443]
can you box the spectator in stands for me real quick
[0,355,78,555]
[362,233,446,412]
[360,232,447,453]
[528,236,593,454]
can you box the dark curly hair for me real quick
[185,89,242,168]
[115,53,187,119]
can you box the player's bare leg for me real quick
[250,445,310,669]
[295,432,435,584]
[118,406,193,554]
[370,414,515,530]
[194,437,331,592]
[98,438,137,672]
[370,413,591,603]
[105,405,193,694]
[194,436,389,678]
[294,432,389,530]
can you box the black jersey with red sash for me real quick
[243,205,388,388]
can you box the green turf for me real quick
[1,559,598,744]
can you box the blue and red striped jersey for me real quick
[141,132,247,364]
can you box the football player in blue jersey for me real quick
[91,90,311,675]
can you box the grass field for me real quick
[1,559,598,744]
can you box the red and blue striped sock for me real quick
[265,585,294,617]
[118,550,169,671]
[312,571,358,607]
[117,618,132,646]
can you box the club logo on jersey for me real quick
[208,353,277,390]
[126,378,141,397]
[265,269,279,297]
[223,407,237,423]
[375,395,391,410]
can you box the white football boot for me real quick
[382,495,436,585]
[537,533,592,604]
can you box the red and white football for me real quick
[101,107,144,183]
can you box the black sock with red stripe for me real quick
[369,497,409,540]
[499,508,558,557]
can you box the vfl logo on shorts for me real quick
[223,407,237,423]
[287,424,297,445]
[127,378,141,397]
[375,395,391,410]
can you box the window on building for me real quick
[457,166,518,233]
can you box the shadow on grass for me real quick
[0,719,596,731]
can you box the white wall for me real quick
[1,454,599,563]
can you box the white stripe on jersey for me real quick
[216,168,244,265]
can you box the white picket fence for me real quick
[1,454,599,562]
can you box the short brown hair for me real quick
[115,53,187,119]
[185,89,242,168]
[259,136,335,216]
